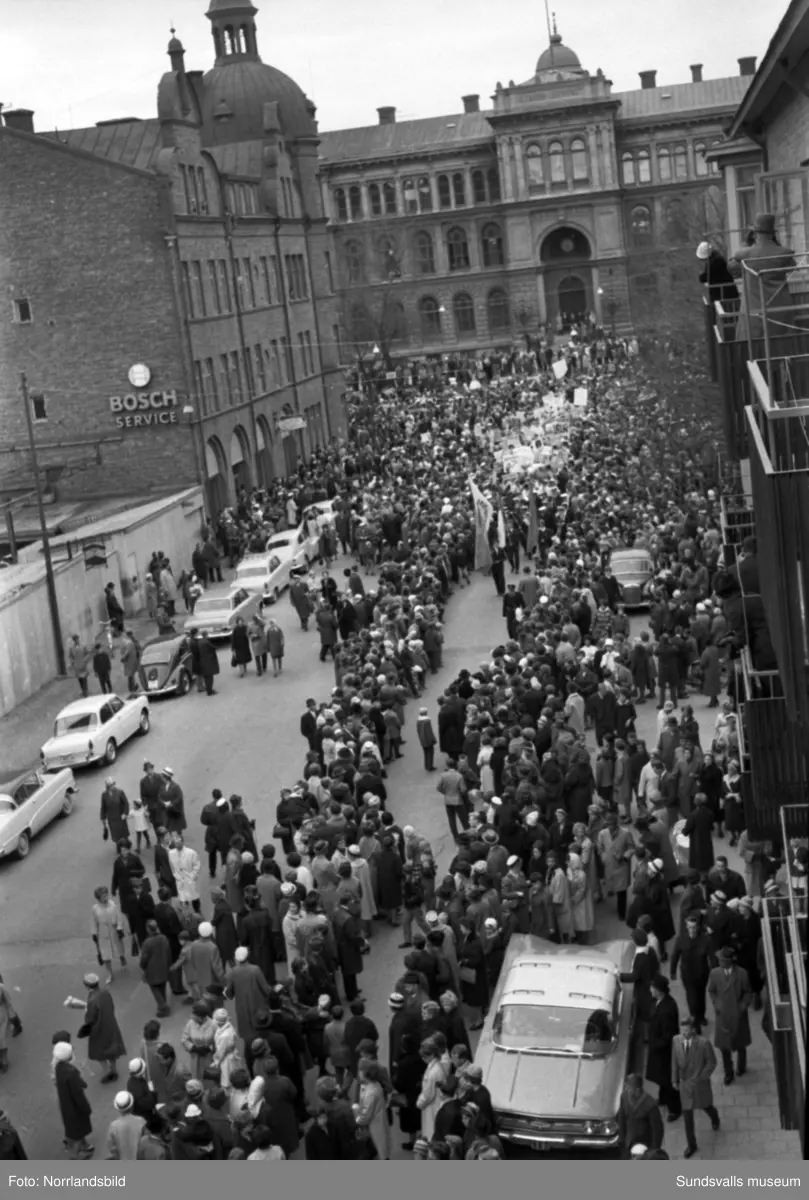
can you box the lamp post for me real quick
[20,372,66,675]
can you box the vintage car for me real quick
[0,767,78,860]
[473,936,638,1153]
[184,585,262,639]
[135,633,193,697]
[40,693,150,771]
[230,552,296,607]
[302,499,337,531]
[610,547,654,609]
[265,522,320,571]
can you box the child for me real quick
[416,706,436,771]
[127,798,151,852]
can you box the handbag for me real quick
[130,934,140,956]
[272,823,288,839]
[10,1014,22,1038]
[231,652,238,667]
[102,824,109,842]
[459,965,477,984]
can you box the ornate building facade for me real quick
[318,27,755,355]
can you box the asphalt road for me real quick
[0,563,749,1160]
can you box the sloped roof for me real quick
[207,140,265,177]
[40,119,161,171]
[318,111,493,164]
[614,76,751,121]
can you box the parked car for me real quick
[230,552,295,607]
[0,767,78,860]
[184,586,262,639]
[303,499,337,531]
[40,693,151,771]
[473,935,638,1153]
[610,548,654,608]
[135,633,193,697]
[265,523,320,572]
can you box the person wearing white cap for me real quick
[225,945,272,1060]
[53,1041,94,1159]
[168,834,201,913]
[78,972,127,1084]
[106,1091,144,1160]
[618,1074,664,1156]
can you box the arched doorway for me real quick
[230,426,252,493]
[205,437,228,515]
[256,417,274,485]
[540,225,593,329]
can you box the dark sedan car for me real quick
[135,633,193,697]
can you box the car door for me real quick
[14,775,47,836]
[109,694,133,741]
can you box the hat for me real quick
[185,1104,202,1118]
[506,855,520,867]
[482,829,498,844]
[763,880,780,895]
[739,895,754,909]
[198,922,213,938]
[241,851,254,864]
[630,1143,648,1158]
[185,1079,204,1097]
[214,1008,229,1024]
[388,993,405,1009]
[114,1092,134,1113]
[105,776,115,786]
[696,241,711,260]
[280,882,296,897]
[696,602,706,612]
[603,638,614,647]
[717,946,735,963]
[162,767,174,778]
[425,910,439,926]
[712,890,727,903]
[754,212,776,234]
[83,973,100,988]
[192,1001,209,1017]
[348,845,361,857]
[53,1042,73,1062]
[318,994,332,1010]
[128,1057,146,1077]
[216,797,228,808]
[465,1065,483,1082]
[483,917,498,929]
[651,857,664,872]
[234,946,249,962]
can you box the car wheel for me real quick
[177,671,190,696]
[15,831,30,860]
[104,739,118,764]
[138,710,150,735]
[60,791,75,818]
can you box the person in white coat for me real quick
[210,1008,241,1088]
[416,1039,447,1141]
[168,836,201,913]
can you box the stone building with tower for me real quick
[0,0,343,519]
[318,25,756,354]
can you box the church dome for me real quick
[536,31,581,75]
[201,60,316,141]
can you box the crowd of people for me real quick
[3,317,806,1166]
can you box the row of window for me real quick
[179,164,210,215]
[192,330,317,414]
[525,137,589,187]
[285,253,309,300]
[344,223,505,284]
[350,290,510,344]
[621,141,721,187]
[181,250,311,319]
[628,189,724,248]
[333,168,501,221]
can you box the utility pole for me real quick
[20,372,66,675]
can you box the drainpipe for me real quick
[301,215,333,442]
[164,225,206,508]
[273,216,304,462]
[221,189,263,488]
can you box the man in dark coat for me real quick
[645,975,681,1118]
[53,1044,94,1159]
[433,1075,465,1140]
[437,694,465,758]
[617,1074,664,1158]
[77,975,126,1083]
[670,915,712,1032]
[300,699,319,750]
[139,920,172,1016]
[316,602,338,662]
[707,948,752,1084]
[100,779,129,846]
[253,1056,300,1158]
[240,891,276,985]
[387,993,420,1073]
[111,840,146,937]
[197,633,220,695]
[0,1109,28,1159]
[159,769,186,836]
[139,762,166,831]
[332,896,366,1001]
[682,794,715,873]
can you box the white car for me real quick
[40,693,151,770]
[231,552,295,606]
[184,585,262,638]
[0,767,78,860]
[266,522,320,570]
[302,499,337,531]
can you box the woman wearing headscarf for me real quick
[355,1058,391,1159]
[181,1002,217,1080]
[567,852,594,944]
[90,886,127,984]
[53,1042,94,1159]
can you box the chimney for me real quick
[690,64,703,83]
[2,108,34,133]
[639,70,657,90]
[377,106,396,125]
[462,94,480,113]
[738,56,757,76]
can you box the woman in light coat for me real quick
[356,1059,391,1159]
[415,1041,447,1141]
[168,836,201,910]
[248,616,268,677]
[567,852,595,943]
[211,1008,240,1088]
[572,823,599,902]
[0,972,20,1072]
[90,886,126,983]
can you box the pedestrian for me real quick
[437,758,469,842]
[144,574,159,620]
[225,947,273,1067]
[119,632,140,693]
[707,947,752,1085]
[0,1108,27,1159]
[124,1058,155,1121]
[672,1016,720,1158]
[106,1092,145,1161]
[416,706,437,771]
[139,920,172,1017]
[248,614,268,676]
[682,793,715,873]
[90,886,127,984]
[139,762,165,833]
[53,1042,94,1160]
[316,601,338,662]
[92,642,113,694]
[0,973,21,1073]
[179,923,222,1003]
[160,768,186,837]
[67,634,91,697]
[355,1059,391,1159]
[670,915,712,1033]
[197,632,220,695]
[168,834,201,914]
[231,616,252,678]
[266,618,285,676]
[645,975,681,1119]
[76,973,127,1084]
[126,798,151,853]
[100,778,129,846]
[181,1003,217,1080]
[617,1074,664,1158]
[332,895,366,1001]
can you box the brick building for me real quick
[0,0,343,517]
[317,25,756,355]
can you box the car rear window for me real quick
[194,598,229,614]
[493,1003,614,1053]
[55,712,98,735]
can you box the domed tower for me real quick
[534,19,587,83]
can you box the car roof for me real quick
[57,694,120,717]
[611,548,650,561]
[501,956,617,1011]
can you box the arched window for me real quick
[368,183,382,217]
[637,149,651,183]
[350,302,375,345]
[571,138,588,181]
[630,204,653,246]
[348,185,362,220]
[694,142,708,178]
[438,174,452,209]
[414,231,435,275]
[453,172,467,207]
[673,144,688,181]
[526,143,544,187]
[621,152,635,186]
[454,293,476,334]
[665,199,688,244]
[472,170,487,204]
[403,177,418,213]
[377,236,400,279]
[658,147,671,182]
[481,222,504,267]
[418,176,433,213]
[383,181,398,215]
[419,296,442,337]
[345,239,364,283]
[487,288,510,331]
[549,141,565,184]
[333,188,348,222]
[487,167,501,201]
[447,227,470,271]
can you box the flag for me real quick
[468,477,494,571]
[497,508,507,549]
[527,489,539,556]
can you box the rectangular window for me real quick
[192,262,206,316]
[218,261,232,311]
[255,343,267,392]
[297,332,306,375]
[261,256,273,304]
[242,258,255,307]
[333,323,343,362]
[31,391,47,422]
[219,353,231,403]
[230,350,243,399]
[304,331,315,375]
[179,164,192,213]
[269,255,282,301]
[182,263,195,318]
[325,251,335,292]
[280,336,294,382]
[297,255,310,299]
[13,297,32,323]
[193,360,205,413]
[269,341,280,388]
[189,168,200,213]
[205,357,218,409]
[208,262,221,314]
[285,255,296,299]
[197,167,209,213]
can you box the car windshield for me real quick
[613,558,650,574]
[237,565,268,578]
[194,597,231,614]
[493,1004,615,1054]
[54,712,98,736]
[268,538,291,549]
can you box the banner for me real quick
[552,358,568,379]
[468,477,494,570]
